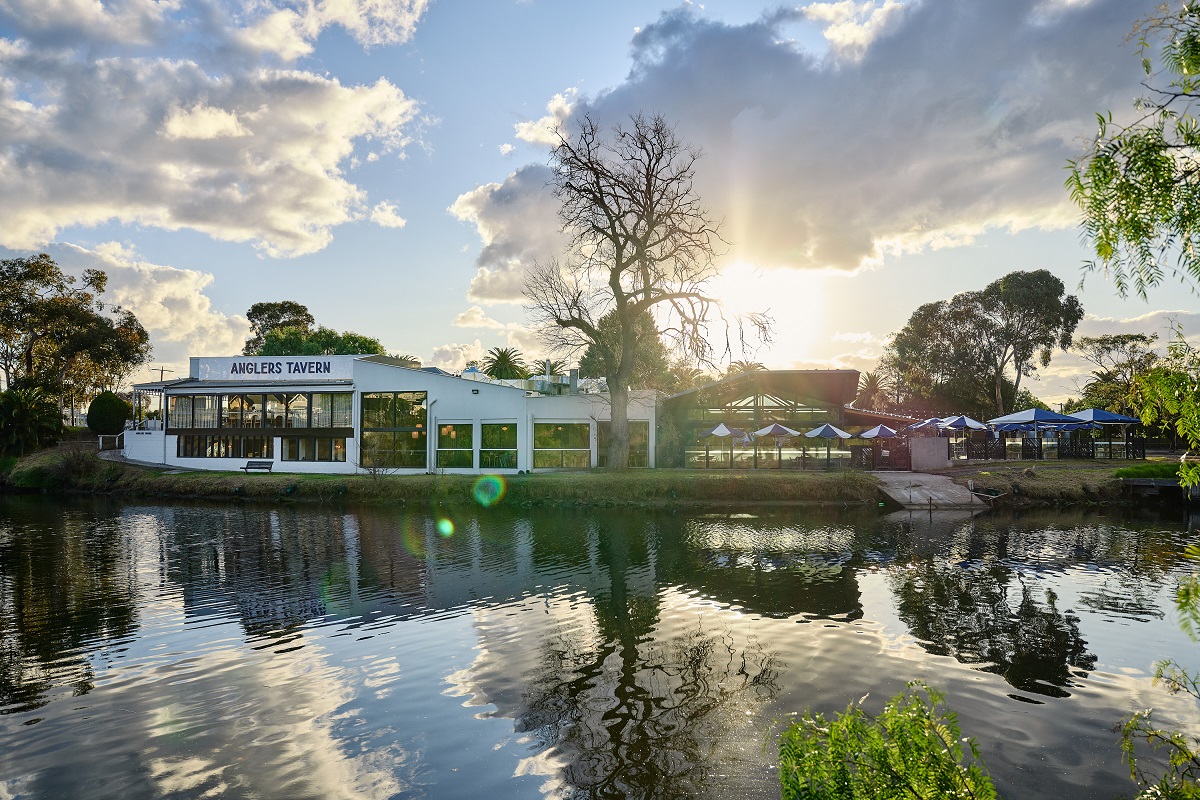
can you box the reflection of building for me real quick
[127,355,656,474]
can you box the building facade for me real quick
[125,355,657,474]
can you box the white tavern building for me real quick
[126,355,657,473]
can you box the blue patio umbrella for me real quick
[986,408,1079,426]
[1069,408,1141,460]
[987,408,1079,458]
[753,423,801,467]
[858,424,898,439]
[903,418,944,434]
[1069,408,1141,424]
[805,423,851,467]
[940,415,988,431]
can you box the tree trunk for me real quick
[994,371,1006,416]
[607,381,630,469]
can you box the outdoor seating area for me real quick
[684,406,1145,471]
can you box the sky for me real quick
[1,0,1198,406]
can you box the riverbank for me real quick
[0,448,1183,509]
[0,448,883,508]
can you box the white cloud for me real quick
[801,1,908,60]
[0,0,425,258]
[498,143,515,156]
[455,0,1158,283]
[0,49,418,256]
[162,104,250,140]
[28,243,251,381]
[513,89,576,147]
[428,340,483,371]
[369,201,407,229]
[453,306,506,329]
[449,165,568,302]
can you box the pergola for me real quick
[663,370,861,468]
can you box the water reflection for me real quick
[892,561,1095,698]
[0,498,137,714]
[0,498,1197,800]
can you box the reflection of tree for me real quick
[0,499,137,713]
[512,516,782,798]
[892,561,1096,698]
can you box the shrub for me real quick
[779,682,997,800]
[87,391,131,436]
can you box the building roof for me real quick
[664,369,861,409]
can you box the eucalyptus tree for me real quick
[243,301,316,355]
[0,254,151,402]
[257,325,386,356]
[883,270,1082,415]
[526,114,770,468]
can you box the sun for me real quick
[708,262,825,365]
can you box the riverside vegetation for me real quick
[1,447,1184,509]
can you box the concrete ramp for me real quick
[872,471,986,510]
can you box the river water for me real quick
[1,495,1198,799]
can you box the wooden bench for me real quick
[240,460,274,473]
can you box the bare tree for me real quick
[525,114,770,468]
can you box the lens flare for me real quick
[472,475,507,507]
[436,517,455,537]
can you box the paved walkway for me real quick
[871,471,986,510]
[97,449,195,472]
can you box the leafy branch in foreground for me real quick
[778,682,997,800]
[1119,659,1200,799]
[1066,2,1200,299]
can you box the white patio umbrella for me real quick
[699,422,747,468]
[753,423,802,467]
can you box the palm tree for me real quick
[856,371,887,410]
[530,359,568,377]
[482,347,529,380]
[0,388,63,456]
[725,360,766,378]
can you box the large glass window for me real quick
[533,422,591,469]
[168,395,192,428]
[598,421,650,467]
[223,394,264,428]
[360,430,426,468]
[176,435,272,459]
[361,392,428,468]
[282,437,347,462]
[167,395,220,429]
[480,423,518,469]
[266,394,287,427]
[437,423,473,468]
[168,392,347,430]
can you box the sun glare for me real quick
[709,262,825,365]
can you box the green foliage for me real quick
[1114,461,1193,480]
[778,682,997,800]
[243,301,315,354]
[1119,659,1200,799]
[257,325,386,356]
[579,310,671,388]
[86,390,131,436]
[0,388,62,456]
[1067,3,1200,298]
[882,270,1082,415]
[0,253,151,396]
[1132,330,1200,488]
